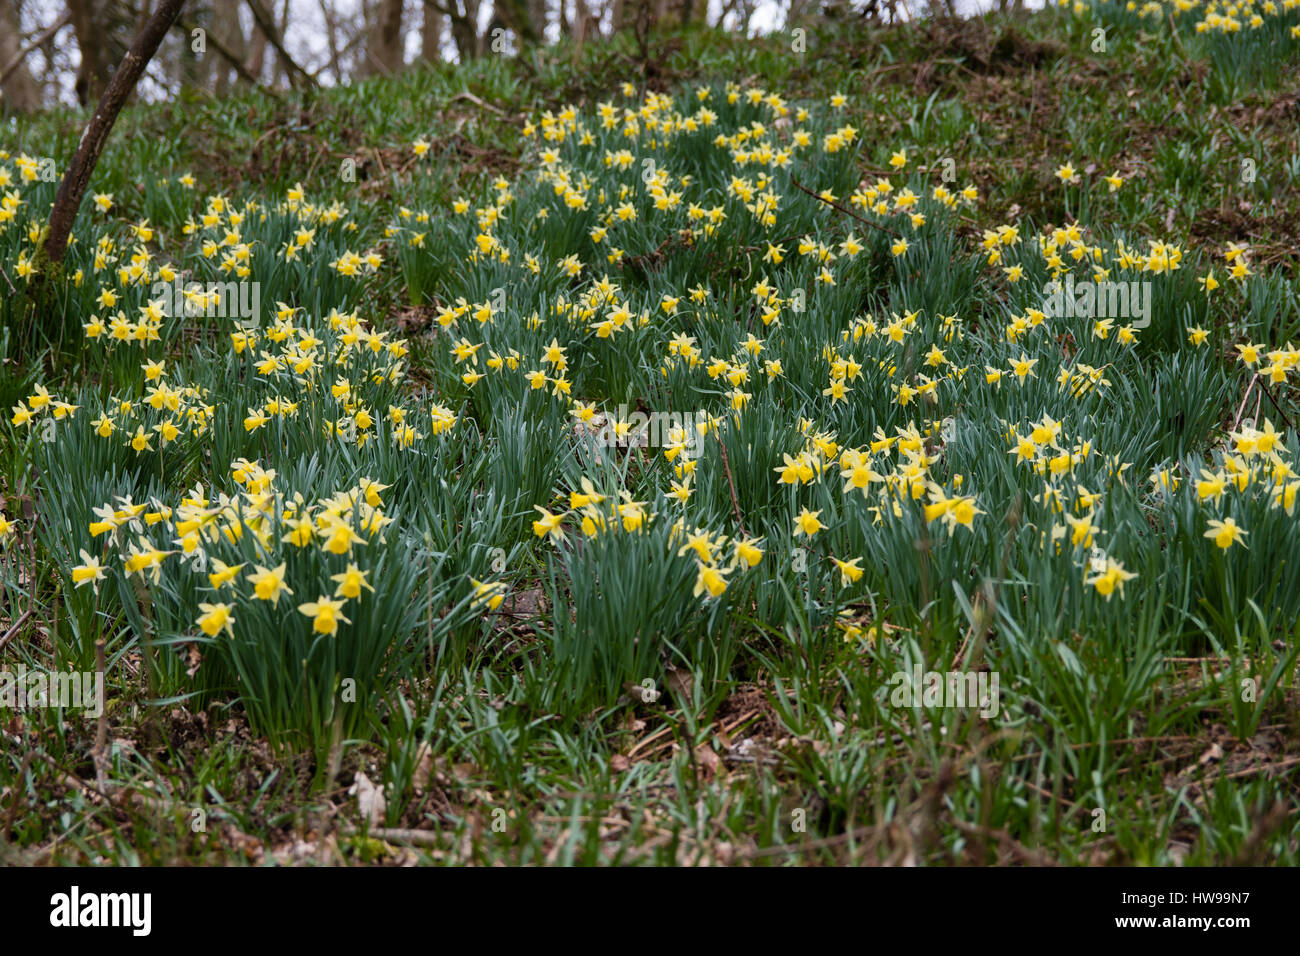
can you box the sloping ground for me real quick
[1,5,1299,865]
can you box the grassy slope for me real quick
[2,6,1299,865]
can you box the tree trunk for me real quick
[44,0,186,268]
[365,0,405,74]
[492,0,538,45]
[68,0,114,105]
[178,0,204,91]
[0,1,46,112]
[420,1,443,61]
[448,0,480,61]
[247,12,267,81]
[526,0,546,41]
[317,0,342,80]
[572,0,597,40]
[210,0,246,94]
[278,0,291,86]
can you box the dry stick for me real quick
[449,91,509,118]
[545,784,679,802]
[1166,9,1193,64]
[952,496,1020,670]
[535,815,631,830]
[92,640,108,792]
[733,821,885,860]
[0,608,34,654]
[1256,377,1296,434]
[1230,801,1289,866]
[1008,734,1198,763]
[32,751,115,804]
[1027,63,1037,124]
[948,592,981,670]
[1222,755,1300,780]
[1,751,35,841]
[40,747,215,833]
[633,710,760,763]
[42,0,186,268]
[626,721,676,759]
[25,502,36,622]
[343,826,442,847]
[1013,774,1078,809]
[859,62,911,85]
[714,434,746,537]
[788,176,902,240]
[627,708,718,761]
[323,713,345,793]
[0,11,72,89]
[950,819,1058,866]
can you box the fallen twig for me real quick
[1256,377,1296,434]
[449,91,509,118]
[345,826,442,847]
[0,608,35,653]
[789,176,902,239]
[715,433,747,537]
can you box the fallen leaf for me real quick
[695,743,721,783]
[349,771,386,827]
[504,588,545,618]
[411,742,434,795]
[184,643,202,678]
[665,667,694,700]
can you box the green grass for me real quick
[1,4,1299,866]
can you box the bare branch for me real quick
[42,0,187,267]
[244,0,316,86]
[174,17,278,94]
[788,175,902,239]
[0,11,72,90]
